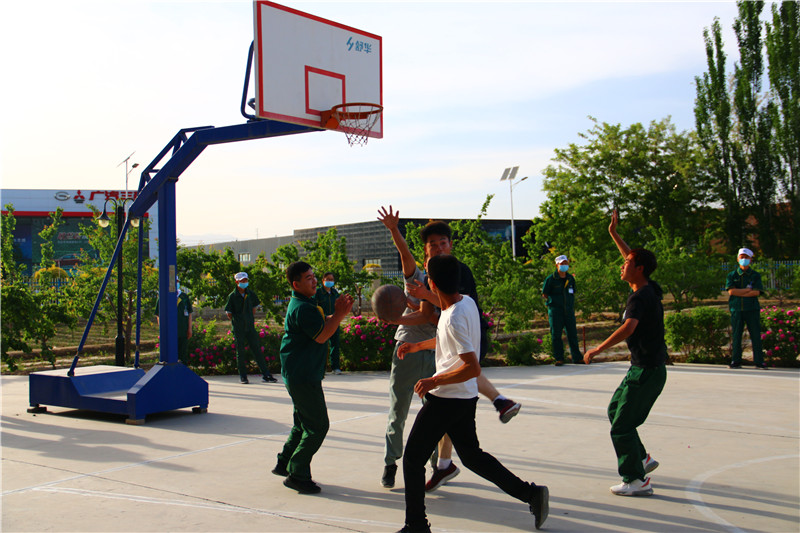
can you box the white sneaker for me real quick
[643,453,659,474]
[333,368,342,375]
[610,477,653,496]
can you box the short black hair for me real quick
[323,271,335,279]
[630,248,657,279]
[286,261,312,286]
[427,254,460,294]
[420,220,452,244]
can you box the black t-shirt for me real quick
[623,282,667,368]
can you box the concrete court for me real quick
[2,362,798,533]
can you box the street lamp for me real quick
[97,198,138,366]
[500,166,528,257]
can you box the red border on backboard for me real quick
[305,67,346,116]
[254,1,382,138]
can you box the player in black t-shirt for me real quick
[584,210,667,497]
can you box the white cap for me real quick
[555,255,569,264]
[234,272,249,281]
[737,248,754,258]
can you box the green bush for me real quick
[184,318,281,375]
[505,333,547,366]
[760,306,800,367]
[665,306,730,364]
[340,315,396,371]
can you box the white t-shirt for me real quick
[430,295,480,399]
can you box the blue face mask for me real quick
[238,282,249,289]
[558,264,569,272]
[738,258,750,267]
[324,281,335,288]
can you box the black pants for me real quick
[402,394,532,528]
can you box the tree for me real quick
[532,117,712,257]
[74,210,158,362]
[765,1,800,255]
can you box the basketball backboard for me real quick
[253,1,383,138]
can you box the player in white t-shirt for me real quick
[396,254,549,533]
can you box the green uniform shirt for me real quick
[315,286,339,316]
[224,287,260,334]
[155,292,193,339]
[726,267,764,312]
[542,270,576,311]
[280,291,327,383]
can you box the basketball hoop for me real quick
[321,103,383,147]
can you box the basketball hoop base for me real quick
[321,102,383,146]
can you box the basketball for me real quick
[371,284,407,322]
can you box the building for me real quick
[1,189,159,275]
[188,218,534,275]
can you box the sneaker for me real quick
[643,453,659,474]
[262,375,278,383]
[333,368,343,375]
[271,461,289,476]
[528,485,549,530]
[495,398,522,424]
[755,363,768,369]
[425,462,460,492]
[554,360,564,366]
[283,475,321,494]
[396,522,431,533]
[240,377,249,384]
[381,464,398,488]
[729,361,742,369]
[610,477,653,496]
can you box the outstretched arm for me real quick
[378,206,417,278]
[609,209,632,260]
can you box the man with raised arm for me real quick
[584,209,667,497]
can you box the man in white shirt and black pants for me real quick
[396,254,549,533]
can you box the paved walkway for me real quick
[2,362,798,532]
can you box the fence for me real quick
[719,260,799,290]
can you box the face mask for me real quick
[738,258,750,267]
[238,282,249,289]
[324,281,335,288]
[558,265,569,272]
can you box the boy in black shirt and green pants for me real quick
[584,210,667,497]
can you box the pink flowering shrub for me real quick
[186,318,281,375]
[340,315,396,371]
[760,306,800,367]
[505,333,547,366]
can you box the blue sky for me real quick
[1,1,743,245]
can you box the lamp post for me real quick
[117,152,139,195]
[500,166,528,257]
[98,199,139,366]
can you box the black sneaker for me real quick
[271,461,289,476]
[262,375,278,383]
[240,377,249,384]
[554,360,564,366]
[755,363,768,369]
[729,361,742,369]
[396,522,431,533]
[283,475,321,494]
[381,464,398,488]
[494,398,522,423]
[528,484,549,530]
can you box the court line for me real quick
[684,454,798,533]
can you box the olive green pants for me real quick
[548,307,582,363]
[730,310,763,365]
[608,365,667,483]
[278,380,329,481]
[233,328,271,380]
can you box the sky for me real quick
[0,0,744,245]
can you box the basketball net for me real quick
[323,103,383,147]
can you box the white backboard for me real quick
[253,1,383,138]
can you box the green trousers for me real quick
[328,328,341,371]
[548,307,582,363]
[730,310,763,365]
[278,380,329,481]
[233,328,272,380]
[608,365,667,483]
[384,341,437,467]
[177,335,189,365]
